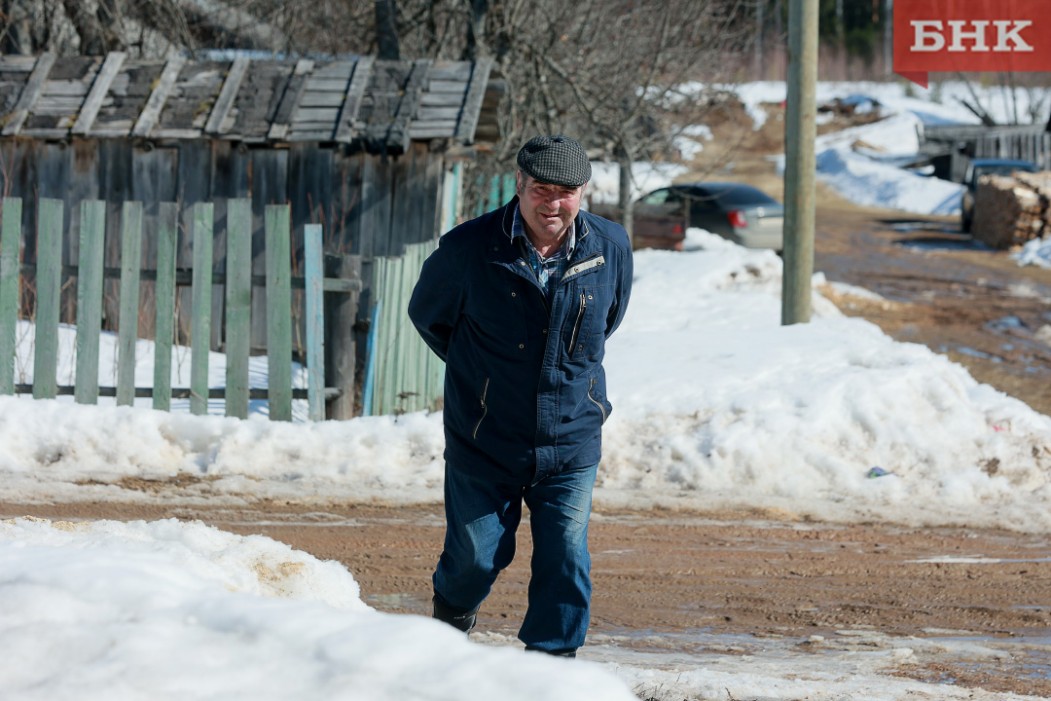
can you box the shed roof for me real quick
[0,52,498,154]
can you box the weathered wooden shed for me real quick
[0,51,500,352]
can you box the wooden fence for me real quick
[920,124,1051,182]
[363,241,443,416]
[0,197,362,421]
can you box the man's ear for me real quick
[515,171,524,194]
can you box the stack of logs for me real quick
[971,171,1051,249]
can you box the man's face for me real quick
[516,172,585,242]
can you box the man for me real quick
[408,135,633,657]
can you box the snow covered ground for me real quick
[2,79,1050,701]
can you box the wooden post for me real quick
[303,223,326,422]
[116,201,143,406]
[325,254,360,420]
[33,198,64,400]
[153,202,178,411]
[265,204,293,421]
[74,200,107,404]
[782,0,818,326]
[190,202,214,415]
[0,198,22,395]
[225,198,252,419]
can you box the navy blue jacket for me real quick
[408,198,633,485]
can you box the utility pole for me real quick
[781,0,818,325]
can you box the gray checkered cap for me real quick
[516,135,592,188]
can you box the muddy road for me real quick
[814,200,1051,417]
[5,499,1049,698]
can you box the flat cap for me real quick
[516,135,592,187]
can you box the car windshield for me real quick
[975,165,1033,178]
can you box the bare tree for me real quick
[456,0,755,237]
[375,0,400,59]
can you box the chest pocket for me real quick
[562,255,611,360]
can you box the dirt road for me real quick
[4,498,1049,698]
[814,200,1051,417]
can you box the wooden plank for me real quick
[409,123,460,139]
[298,92,345,108]
[291,107,339,122]
[3,52,56,136]
[324,254,360,420]
[44,80,90,96]
[150,128,205,140]
[35,96,92,113]
[96,140,130,331]
[0,198,22,395]
[88,123,134,137]
[72,52,127,136]
[246,148,287,352]
[0,55,39,70]
[13,128,70,140]
[190,202,214,415]
[420,92,466,107]
[265,204,292,421]
[224,198,252,419]
[311,61,353,79]
[417,105,463,120]
[305,77,352,92]
[133,55,186,138]
[32,198,63,399]
[335,56,373,143]
[74,200,106,404]
[116,201,143,406]
[268,59,314,141]
[455,58,492,142]
[153,202,178,411]
[303,223,325,421]
[204,56,250,135]
[386,59,431,152]
[286,130,337,143]
[427,62,473,81]
[427,79,469,94]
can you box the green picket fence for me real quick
[0,196,356,421]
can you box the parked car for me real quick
[632,182,784,251]
[960,158,1038,233]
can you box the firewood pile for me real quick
[971,172,1051,249]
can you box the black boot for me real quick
[525,646,577,658]
[432,594,479,634]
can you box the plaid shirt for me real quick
[511,205,576,299]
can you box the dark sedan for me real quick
[633,182,784,251]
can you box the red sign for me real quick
[894,0,1051,87]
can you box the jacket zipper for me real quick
[568,292,586,357]
[472,377,490,439]
[588,377,608,422]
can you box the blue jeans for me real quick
[433,462,598,653]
